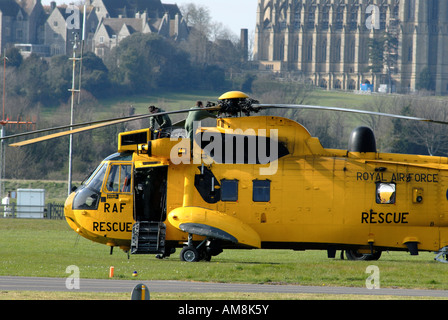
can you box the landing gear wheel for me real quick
[180,246,200,262]
[345,250,382,261]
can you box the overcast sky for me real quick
[41,0,259,37]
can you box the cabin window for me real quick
[376,183,396,204]
[253,180,271,202]
[106,164,132,193]
[221,179,238,202]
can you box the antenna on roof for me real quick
[67,2,87,195]
[77,3,86,104]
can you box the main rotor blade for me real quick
[11,101,445,147]
[1,112,146,142]
[8,106,221,147]
[255,104,448,125]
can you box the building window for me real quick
[321,8,329,30]
[293,41,299,61]
[350,5,358,30]
[335,39,341,62]
[430,0,439,20]
[407,0,415,20]
[321,39,327,62]
[307,43,312,61]
[307,6,315,29]
[221,179,238,202]
[335,6,344,29]
[380,6,387,29]
[53,21,58,27]
[348,41,355,62]
[253,180,271,202]
[294,7,301,29]
[279,39,284,61]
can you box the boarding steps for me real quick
[131,221,166,255]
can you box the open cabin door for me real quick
[133,166,168,222]
[131,166,168,255]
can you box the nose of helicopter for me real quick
[64,192,79,231]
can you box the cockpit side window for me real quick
[106,164,132,193]
[86,163,107,192]
[82,163,106,188]
[73,164,107,210]
[73,155,133,211]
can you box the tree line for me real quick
[3,33,244,110]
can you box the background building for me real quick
[0,0,188,58]
[0,0,46,54]
[88,0,189,58]
[254,0,448,95]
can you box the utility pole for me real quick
[67,4,86,196]
[0,50,36,198]
[68,34,81,195]
[0,50,6,198]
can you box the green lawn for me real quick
[40,88,378,123]
[306,89,376,108]
[1,219,448,291]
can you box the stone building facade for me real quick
[0,0,46,54]
[88,0,189,58]
[0,0,188,59]
[254,0,448,95]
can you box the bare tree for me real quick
[179,3,212,65]
[409,98,448,156]
[179,3,243,68]
[355,96,396,152]
[386,95,448,156]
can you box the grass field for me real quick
[40,90,222,126]
[40,88,378,126]
[1,219,448,296]
[1,291,437,300]
[3,89,448,300]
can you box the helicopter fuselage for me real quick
[64,115,448,260]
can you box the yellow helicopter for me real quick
[7,91,448,263]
